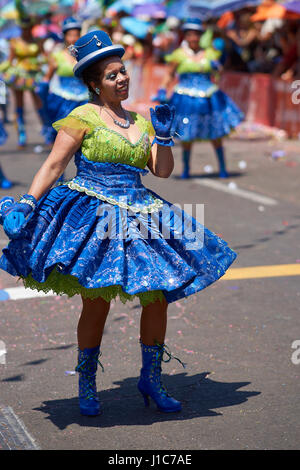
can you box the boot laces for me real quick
[75,350,104,400]
[155,342,187,369]
[152,343,186,397]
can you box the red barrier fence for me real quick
[126,61,300,138]
[219,72,300,137]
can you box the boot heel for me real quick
[138,384,150,407]
[141,391,150,407]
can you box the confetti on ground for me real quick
[230,121,288,141]
[238,160,247,169]
[64,371,76,376]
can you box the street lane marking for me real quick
[222,264,300,280]
[194,178,278,206]
[0,286,58,301]
[0,405,40,450]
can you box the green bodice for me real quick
[52,50,75,77]
[165,47,220,74]
[53,104,155,169]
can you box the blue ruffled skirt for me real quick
[0,158,237,305]
[169,73,244,142]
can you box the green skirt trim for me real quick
[19,266,166,307]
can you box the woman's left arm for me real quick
[147,143,174,178]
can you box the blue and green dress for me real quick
[44,49,89,143]
[0,38,43,91]
[165,46,244,142]
[0,104,237,306]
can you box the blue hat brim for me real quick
[182,22,203,32]
[63,23,82,34]
[73,45,125,78]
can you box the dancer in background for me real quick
[153,18,244,179]
[38,17,89,147]
[0,10,46,148]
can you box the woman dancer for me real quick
[0,30,236,417]
[38,17,89,147]
[153,18,244,179]
[0,13,46,148]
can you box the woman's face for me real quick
[184,30,201,50]
[93,56,130,103]
[64,28,81,47]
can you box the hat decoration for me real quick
[69,30,125,78]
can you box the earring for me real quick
[95,87,100,95]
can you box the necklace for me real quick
[182,43,203,58]
[102,106,130,129]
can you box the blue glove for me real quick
[150,104,175,147]
[0,196,14,225]
[1,194,37,240]
[151,88,168,104]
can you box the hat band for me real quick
[73,45,124,75]
[182,23,203,31]
[63,22,82,32]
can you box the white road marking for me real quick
[194,178,278,206]
[0,286,59,301]
[0,405,40,450]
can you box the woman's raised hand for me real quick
[150,104,175,147]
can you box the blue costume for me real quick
[38,17,89,146]
[154,19,244,179]
[0,104,236,305]
[165,46,244,142]
[0,30,237,417]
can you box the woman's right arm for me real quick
[43,54,58,82]
[27,129,84,202]
[160,62,178,89]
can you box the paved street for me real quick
[0,101,300,451]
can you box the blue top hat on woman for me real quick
[62,17,82,34]
[69,30,125,78]
[182,18,203,32]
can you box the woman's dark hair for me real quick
[80,55,123,100]
[81,61,103,98]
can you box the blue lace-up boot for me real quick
[0,165,12,189]
[16,107,26,147]
[37,108,52,145]
[137,341,186,413]
[75,346,104,416]
[181,149,191,179]
[215,146,229,178]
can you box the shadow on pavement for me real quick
[33,372,260,430]
[231,218,300,251]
